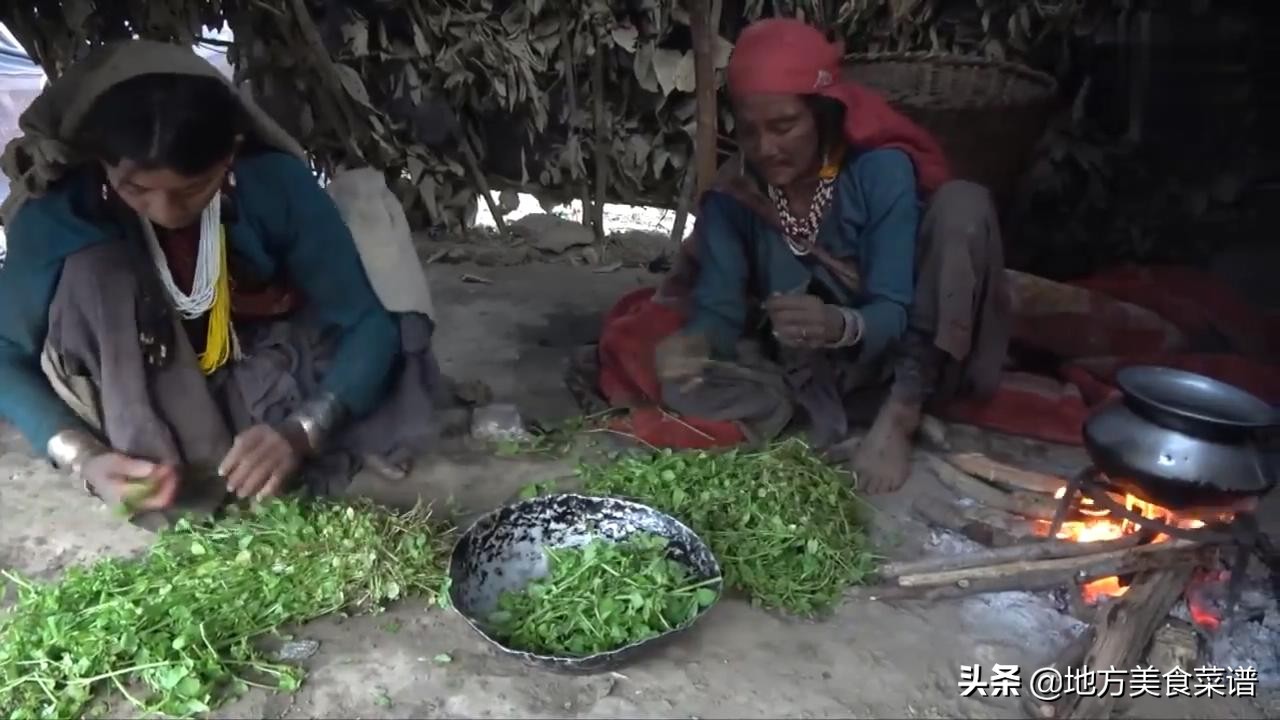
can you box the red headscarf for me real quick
[726,18,951,193]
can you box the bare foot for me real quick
[851,397,922,495]
[363,454,411,482]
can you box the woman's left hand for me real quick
[764,293,845,348]
[219,424,304,501]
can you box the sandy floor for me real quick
[1,260,1276,719]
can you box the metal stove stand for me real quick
[1048,466,1279,625]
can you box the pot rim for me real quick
[1116,365,1276,430]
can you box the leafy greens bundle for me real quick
[0,500,451,719]
[578,438,877,614]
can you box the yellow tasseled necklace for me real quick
[197,225,237,374]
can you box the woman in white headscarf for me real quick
[0,40,443,519]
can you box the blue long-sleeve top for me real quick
[686,148,920,363]
[0,151,400,452]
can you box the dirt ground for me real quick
[1,259,1276,719]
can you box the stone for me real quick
[1145,619,1201,672]
[511,213,595,254]
[470,403,531,443]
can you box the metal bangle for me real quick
[283,392,347,454]
[827,306,864,349]
[846,308,864,346]
[47,429,110,495]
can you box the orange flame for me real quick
[1046,487,1209,605]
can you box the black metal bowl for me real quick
[447,493,723,674]
[1116,366,1277,433]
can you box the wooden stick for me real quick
[861,543,1203,603]
[943,453,1252,520]
[1058,566,1194,719]
[285,0,362,161]
[944,452,1066,495]
[669,168,694,245]
[911,495,1019,548]
[590,37,608,241]
[879,532,1149,580]
[895,538,1204,589]
[456,130,507,235]
[558,21,592,232]
[688,0,719,198]
[1024,626,1097,719]
[924,453,1059,520]
[1126,9,1153,145]
[3,9,56,76]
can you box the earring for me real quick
[819,149,839,181]
[100,183,108,201]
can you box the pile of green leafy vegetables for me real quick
[577,438,878,615]
[486,533,719,657]
[0,435,875,717]
[0,499,451,719]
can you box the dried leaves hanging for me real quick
[1,1,1097,231]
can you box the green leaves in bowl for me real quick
[486,533,719,657]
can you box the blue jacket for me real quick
[686,148,920,362]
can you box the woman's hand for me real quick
[764,293,845,349]
[219,424,304,501]
[81,454,180,512]
[655,332,711,391]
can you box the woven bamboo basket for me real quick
[844,52,1059,207]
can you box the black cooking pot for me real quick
[1082,366,1279,510]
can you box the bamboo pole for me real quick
[590,37,608,240]
[284,0,362,163]
[688,0,719,198]
[670,168,694,245]
[559,22,593,233]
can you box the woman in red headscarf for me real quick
[575,18,1011,493]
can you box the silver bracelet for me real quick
[283,392,347,454]
[827,306,865,349]
[47,429,110,494]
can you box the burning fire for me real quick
[1047,487,1208,605]
[1186,568,1231,631]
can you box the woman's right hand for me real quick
[80,454,180,512]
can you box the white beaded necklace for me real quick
[140,192,222,319]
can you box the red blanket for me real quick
[596,266,1280,448]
